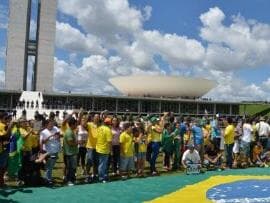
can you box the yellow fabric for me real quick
[61,123,69,135]
[149,125,162,142]
[224,124,235,144]
[203,127,211,145]
[120,131,134,157]
[86,122,98,149]
[138,141,147,153]
[96,125,112,154]
[20,128,33,151]
[253,145,263,162]
[30,132,39,148]
[252,124,257,141]
[147,175,270,203]
[0,122,7,136]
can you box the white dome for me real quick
[109,75,216,98]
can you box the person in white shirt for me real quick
[256,117,270,150]
[241,118,253,164]
[39,119,61,184]
[77,117,88,175]
[181,144,201,169]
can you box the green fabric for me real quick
[8,129,22,177]
[161,129,174,152]
[1,168,270,203]
[63,128,78,155]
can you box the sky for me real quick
[0,0,270,101]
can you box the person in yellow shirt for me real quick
[224,117,235,168]
[96,117,112,183]
[17,118,34,185]
[85,114,99,183]
[134,123,147,177]
[120,122,134,180]
[147,117,162,175]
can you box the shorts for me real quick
[136,152,146,160]
[120,156,134,172]
[240,141,250,156]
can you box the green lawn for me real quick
[6,152,182,187]
[240,103,270,117]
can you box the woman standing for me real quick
[111,117,121,176]
[77,117,88,175]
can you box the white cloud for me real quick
[56,22,107,55]
[141,30,205,68]
[58,0,143,37]
[262,78,270,90]
[53,2,270,101]
[143,6,152,21]
[200,7,270,71]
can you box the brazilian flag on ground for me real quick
[1,168,270,203]
[7,127,23,178]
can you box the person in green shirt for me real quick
[162,123,174,171]
[63,117,78,186]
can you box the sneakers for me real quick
[16,180,24,186]
[67,181,74,186]
[121,176,128,181]
[84,176,92,183]
[151,171,158,176]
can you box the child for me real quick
[252,141,268,167]
[119,122,134,180]
[134,125,147,177]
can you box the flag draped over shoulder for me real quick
[8,127,23,178]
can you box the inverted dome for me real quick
[109,75,216,98]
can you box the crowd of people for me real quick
[0,109,270,187]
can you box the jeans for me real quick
[259,136,268,151]
[18,151,32,183]
[77,147,87,167]
[111,145,120,173]
[45,153,58,181]
[225,143,234,168]
[149,142,160,172]
[65,154,77,183]
[97,153,109,181]
[86,148,98,175]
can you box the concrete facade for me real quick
[36,0,57,92]
[5,0,56,92]
[5,0,30,91]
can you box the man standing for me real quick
[40,119,61,185]
[96,117,112,183]
[256,117,270,151]
[147,117,163,175]
[85,114,99,182]
[224,117,235,168]
[63,117,78,186]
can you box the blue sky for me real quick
[0,0,270,101]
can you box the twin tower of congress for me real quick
[5,0,56,92]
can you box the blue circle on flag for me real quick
[207,179,270,202]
